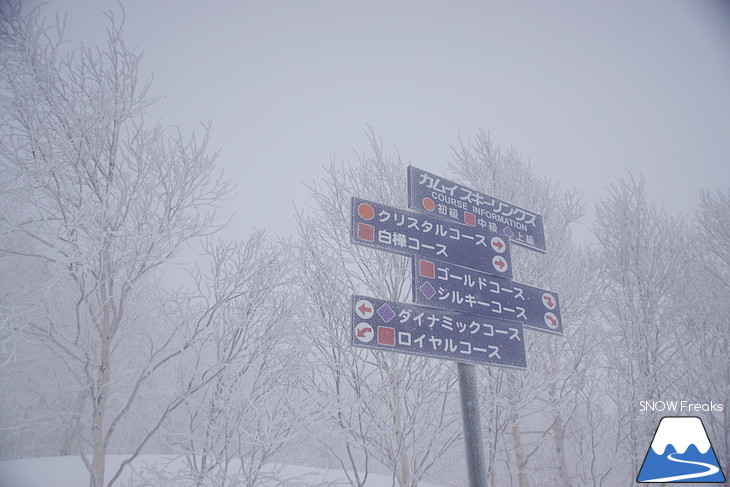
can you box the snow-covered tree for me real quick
[593,173,687,483]
[448,130,601,487]
[296,130,461,487]
[0,6,240,487]
[167,233,308,487]
[681,189,730,475]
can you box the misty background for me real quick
[1,1,729,487]
[21,0,730,241]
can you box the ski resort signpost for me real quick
[412,257,562,334]
[408,166,547,253]
[351,197,513,278]
[351,295,527,369]
[349,167,562,487]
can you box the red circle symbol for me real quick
[422,197,436,211]
[358,203,374,220]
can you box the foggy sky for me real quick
[19,0,730,244]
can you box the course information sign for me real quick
[351,294,527,369]
[408,166,546,253]
[351,197,513,278]
[412,257,563,335]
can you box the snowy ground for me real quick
[0,455,444,487]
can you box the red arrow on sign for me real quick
[357,326,372,338]
[544,296,554,308]
[494,258,505,270]
[493,240,504,251]
[546,315,557,327]
[358,304,372,315]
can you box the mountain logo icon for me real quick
[637,416,726,483]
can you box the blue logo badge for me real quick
[637,416,725,483]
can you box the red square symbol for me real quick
[419,259,435,279]
[464,212,477,227]
[357,223,375,241]
[377,326,395,346]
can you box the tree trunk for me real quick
[91,251,113,487]
[393,385,412,487]
[552,412,570,487]
[60,391,87,456]
[511,421,529,487]
[91,332,110,487]
[548,352,570,487]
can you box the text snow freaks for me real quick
[639,401,724,413]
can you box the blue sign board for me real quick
[351,197,513,279]
[407,166,547,253]
[351,294,526,369]
[412,257,563,335]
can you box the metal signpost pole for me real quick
[457,362,488,487]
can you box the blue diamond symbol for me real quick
[419,282,436,300]
[377,304,396,323]
[503,226,514,238]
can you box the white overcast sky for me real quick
[20,1,730,244]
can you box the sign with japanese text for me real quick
[412,257,563,335]
[351,197,513,279]
[351,295,527,369]
[407,166,547,253]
